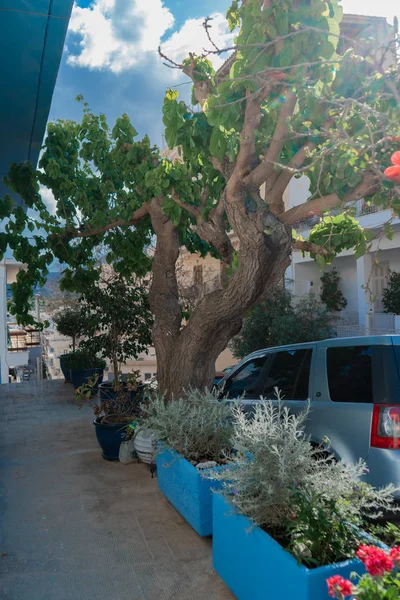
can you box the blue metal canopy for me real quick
[0,1,73,206]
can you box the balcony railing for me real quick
[294,199,381,232]
[7,326,41,351]
[8,333,28,352]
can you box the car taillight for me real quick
[371,405,400,449]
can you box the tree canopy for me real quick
[0,0,399,395]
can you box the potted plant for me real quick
[62,350,106,391]
[78,273,153,400]
[209,400,399,600]
[76,371,141,460]
[53,308,88,382]
[138,389,233,536]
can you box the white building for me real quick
[0,260,31,383]
[285,178,400,335]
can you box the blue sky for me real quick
[49,0,398,148]
[49,0,398,149]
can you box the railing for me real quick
[294,200,381,233]
[8,334,28,352]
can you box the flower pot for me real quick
[156,447,223,536]
[70,368,104,393]
[93,419,128,460]
[59,354,71,382]
[212,494,366,600]
[133,429,155,464]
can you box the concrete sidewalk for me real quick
[0,381,233,600]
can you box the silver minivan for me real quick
[219,335,400,498]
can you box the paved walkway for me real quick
[0,381,233,600]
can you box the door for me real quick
[307,343,376,462]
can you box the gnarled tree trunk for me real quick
[149,184,292,399]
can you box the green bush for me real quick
[231,289,335,359]
[382,270,400,315]
[320,267,347,312]
[62,350,106,370]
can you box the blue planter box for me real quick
[212,494,365,600]
[156,447,222,536]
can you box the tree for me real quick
[0,1,399,397]
[53,308,87,352]
[231,289,334,359]
[79,272,153,383]
[320,267,347,312]
[382,270,400,315]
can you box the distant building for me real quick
[0,260,41,383]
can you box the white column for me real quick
[0,264,8,383]
[356,253,372,328]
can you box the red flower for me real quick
[327,575,353,598]
[384,151,400,182]
[384,165,400,182]
[391,151,400,166]
[356,545,393,576]
[389,546,400,565]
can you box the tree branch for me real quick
[248,91,297,188]
[71,203,150,238]
[182,53,212,107]
[265,118,335,203]
[292,240,328,256]
[236,82,275,177]
[170,189,201,219]
[280,171,380,226]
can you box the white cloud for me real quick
[66,0,232,73]
[161,13,234,72]
[40,186,57,215]
[67,0,175,72]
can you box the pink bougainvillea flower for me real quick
[356,545,393,576]
[327,575,353,598]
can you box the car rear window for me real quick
[327,346,373,403]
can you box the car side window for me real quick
[327,346,373,403]
[262,349,312,400]
[222,356,267,398]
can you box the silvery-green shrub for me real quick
[139,388,234,462]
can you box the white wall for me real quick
[0,265,8,383]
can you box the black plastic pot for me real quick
[93,419,128,460]
[70,368,104,393]
[59,355,71,382]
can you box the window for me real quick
[193,265,203,286]
[327,346,373,403]
[144,373,152,380]
[262,349,312,400]
[223,356,267,398]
